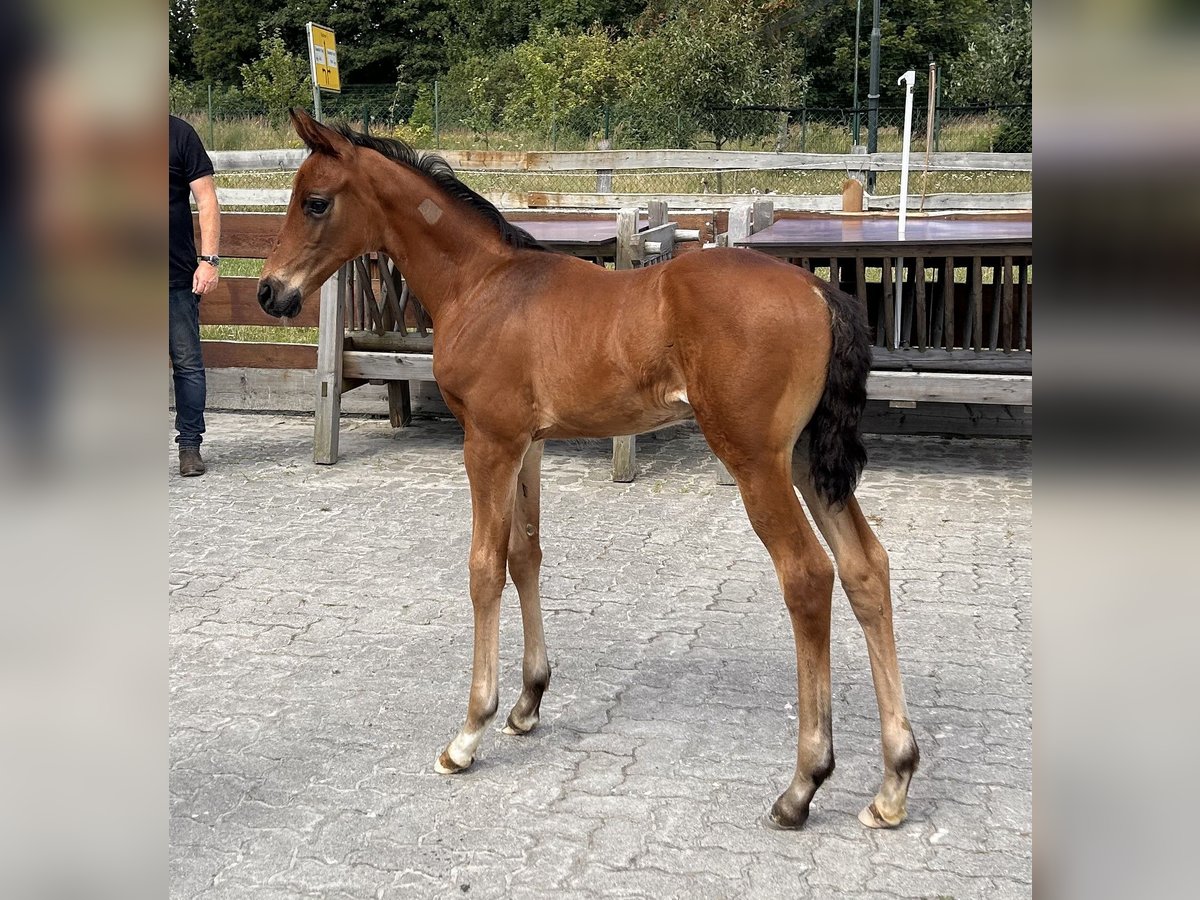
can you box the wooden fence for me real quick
[211,148,1032,212]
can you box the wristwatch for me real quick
[198,255,221,267]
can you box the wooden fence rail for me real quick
[211,148,1032,174]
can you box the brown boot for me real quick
[179,447,206,477]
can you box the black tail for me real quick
[804,282,872,508]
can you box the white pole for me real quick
[895,69,916,349]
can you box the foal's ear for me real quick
[290,108,352,158]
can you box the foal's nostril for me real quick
[257,280,274,308]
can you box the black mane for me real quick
[333,125,551,253]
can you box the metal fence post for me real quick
[434,80,440,149]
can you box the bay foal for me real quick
[259,110,918,830]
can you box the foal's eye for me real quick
[305,197,330,216]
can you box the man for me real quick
[169,115,220,476]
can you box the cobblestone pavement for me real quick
[170,412,1032,899]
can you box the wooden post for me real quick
[841,178,865,212]
[752,199,774,234]
[313,265,347,464]
[727,202,753,246]
[648,199,668,228]
[387,382,412,428]
[971,256,983,351]
[612,206,639,482]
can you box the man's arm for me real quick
[190,174,220,295]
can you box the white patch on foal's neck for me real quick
[418,198,443,224]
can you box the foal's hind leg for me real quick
[503,441,551,735]
[794,460,920,828]
[720,450,837,829]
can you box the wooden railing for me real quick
[211,148,1032,213]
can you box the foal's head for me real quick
[257,109,382,318]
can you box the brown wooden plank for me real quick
[971,257,983,351]
[193,211,283,259]
[882,257,895,348]
[988,260,1002,350]
[871,348,1032,374]
[1018,260,1030,352]
[855,257,867,308]
[915,259,927,351]
[202,340,316,370]
[1001,256,1014,351]
[198,277,320,327]
[943,257,955,351]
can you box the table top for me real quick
[740,217,1032,253]
[508,217,649,253]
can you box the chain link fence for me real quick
[173,83,1030,196]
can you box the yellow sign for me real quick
[306,23,341,93]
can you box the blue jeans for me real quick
[169,287,206,447]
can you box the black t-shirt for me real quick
[169,116,215,288]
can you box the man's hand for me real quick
[193,261,219,295]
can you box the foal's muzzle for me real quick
[257,277,303,319]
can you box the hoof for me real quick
[501,713,538,736]
[858,801,905,829]
[434,748,472,775]
[765,795,811,831]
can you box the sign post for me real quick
[306,23,341,123]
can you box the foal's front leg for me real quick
[435,433,526,774]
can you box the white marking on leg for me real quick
[447,727,483,768]
[668,389,690,405]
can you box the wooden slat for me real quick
[855,257,867,308]
[214,187,1033,213]
[192,212,282,259]
[871,348,1032,374]
[1001,256,1014,351]
[971,257,984,351]
[1018,260,1030,352]
[867,372,1032,405]
[212,148,1031,174]
[882,257,895,348]
[342,351,436,381]
[988,261,1002,350]
[943,257,955,351]
[915,260,927,351]
[201,340,316,369]
[198,277,320,327]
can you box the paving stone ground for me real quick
[169,412,1032,899]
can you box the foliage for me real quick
[945,1,1032,106]
[621,0,806,148]
[796,0,988,108]
[239,33,312,125]
[193,0,279,85]
[503,26,629,140]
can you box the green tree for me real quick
[193,0,281,85]
[792,0,987,109]
[945,1,1031,106]
[503,25,629,140]
[622,0,806,148]
[240,32,313,124]
[170,0,198,81]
